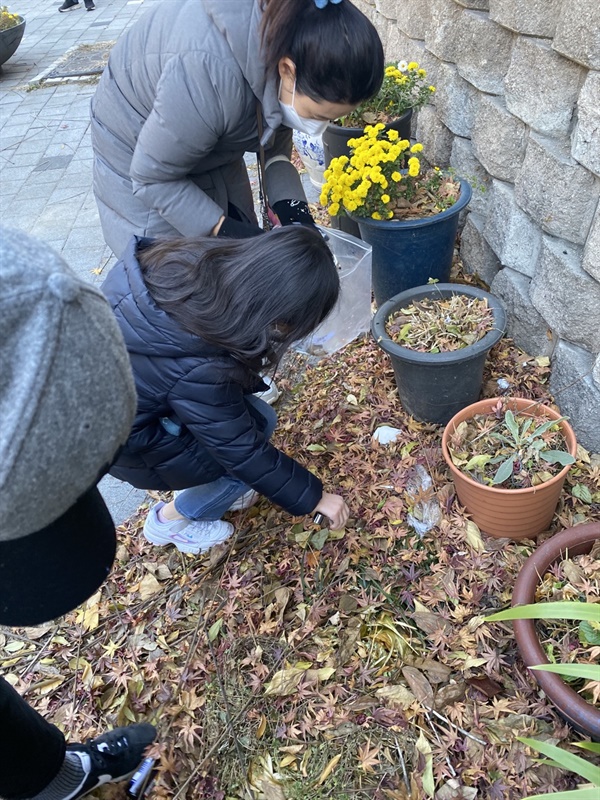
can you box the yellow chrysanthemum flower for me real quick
[408,157,420,177]
[410,143,423,153]
[387,129,399,142]
[407,61,418,70]
[391,172,402,182]
[328,203,340,216]
[381,194,390,203]
[429,86,436,92]
[418,69,426,77]
[371,212,382,220]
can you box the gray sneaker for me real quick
[58,0,80,11]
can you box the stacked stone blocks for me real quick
[358,0,600,451]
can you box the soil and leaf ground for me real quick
[1,229,599,797]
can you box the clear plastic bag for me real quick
[295,226,372,357]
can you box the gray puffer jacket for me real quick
[91,0,306,256]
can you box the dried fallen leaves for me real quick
[1,268,599,799]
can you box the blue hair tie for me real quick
[314,0,343,8]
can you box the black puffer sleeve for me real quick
[168,363,323,516]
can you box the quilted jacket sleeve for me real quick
[167,364,323,516]
[129,52,246,237]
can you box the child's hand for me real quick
[313,493,349,530]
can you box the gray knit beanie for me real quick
[0,227,137,625]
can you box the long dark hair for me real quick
[138,226,340,372]
[260,0,383,104]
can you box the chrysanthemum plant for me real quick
[320,123,461,221]
[338,61,435,128]
[0,5,20,30]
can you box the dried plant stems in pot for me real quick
[385,294,495,353]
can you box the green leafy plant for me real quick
[447,398,576,489]
[0,5,20,30]
[385,293,495,353]
[488,601,600,799]
[338,61,435,128]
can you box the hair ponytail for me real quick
[260,0,383,105]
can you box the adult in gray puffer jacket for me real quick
[90,0,383,256]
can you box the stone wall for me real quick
[354,0,600,452]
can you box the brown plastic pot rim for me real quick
[441,397,577,496]
[510,523,600,739]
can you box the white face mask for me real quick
[279,80,329,137]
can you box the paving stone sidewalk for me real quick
[1,0,161,523]
[1,0,320,524]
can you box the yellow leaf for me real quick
[36,676,65,695]
[317,753,342,785]
[138,572,161,600]
[464,520,485,553]
[264,667,307,696]
[375,684,416,709]
[415,731,435,797]
[279,754,297,768]
[4,641,25,653]
[257,714,267,739]
[534,356,550,367]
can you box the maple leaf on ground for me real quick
[357,739,382,773]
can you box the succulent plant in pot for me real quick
[441,397,578,540]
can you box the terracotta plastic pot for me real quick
[441,397,577,540]
[511,521,600,739]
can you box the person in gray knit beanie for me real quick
[0,228,156,800]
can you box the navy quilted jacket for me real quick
[102,238,322,516]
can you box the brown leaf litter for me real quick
[2,266,599,800]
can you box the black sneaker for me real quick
[66,724,157,798]
[58,0,80,11]
[84,0,95,9]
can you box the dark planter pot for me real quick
[0,17,25,70]
[511,522,600,740]
[351,178,472,307]
[372,283,506,425]
[322,109,413,239]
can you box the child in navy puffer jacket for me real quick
[102,226,350,554]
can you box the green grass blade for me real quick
[574,742,600,755]
[531,663,600,680]
[517,737,600,785]
[523,788,599,800]
[487,602,600,622]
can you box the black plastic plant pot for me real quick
[322,109,413,239]
[371,283,507,425]
[0,17,25,69]
[352,179,472,307]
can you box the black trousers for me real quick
[0,675,65,798]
